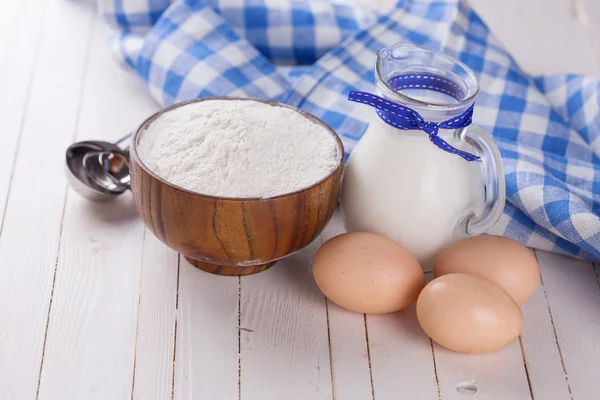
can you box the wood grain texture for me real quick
[0,0,91,398]
[430,254,532,399]
[320,211,374,400]
[240,255,333,400]
[38,195,143,399]
[519,277,572,400]
[0,0,598,399]
[130,99,343,276]
[36,16,149,399]
[536,251,600,400]
[0,0,40,229]
[367,307,439,400]
[131,232,179,400]
[327,303,374,400]
[173,263,239,400]
[433,340,532,400]
[323,212,462,400]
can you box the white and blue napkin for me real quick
[99,0,600,262]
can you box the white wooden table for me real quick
[1,0,599,399]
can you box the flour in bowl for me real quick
[137,99,341,198]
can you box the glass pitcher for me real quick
[340,44,506,271]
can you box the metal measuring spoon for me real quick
[64,133,131,201]
[83,149,130,194]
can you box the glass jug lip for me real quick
[375,44,480,111]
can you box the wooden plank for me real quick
[38,196,143,399]
[327,303,373,400]
[323,212,529,400]
[173,263,239,400]
[431,271,530,399]
[240,255,333,400]
[535,251,600,400]
[320,211,374,400]
[0,0,91,398]
[471,0,600,75]
[519,272,572,400]
[433,340,531,399]
[0,0,45,235]
[63,24,159,143]
[0,0,22,63]
[321,215,436,399]
[0,2,595,400]
[36,17,156,399]
[367,307,439,400]
[338,171,436,397]
[323,213,530,400]
[468,1,600,399]
[131,233,179,400]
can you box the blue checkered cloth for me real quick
[100,0,600,262]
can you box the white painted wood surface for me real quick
[519,278,572,400]
[241,257,332,400]
[132,233,178,400]
[322,216,374,400]
[535,252,600,400]
[0,0,90,398]
[174,262,238,400]
[37,10,145,398]
[0,0,599,399]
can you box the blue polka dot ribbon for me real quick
[348,73,480,162]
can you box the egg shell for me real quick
[433,235,540,304]
[312,232,425,314]
[416,273,523,354]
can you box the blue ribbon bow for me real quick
[348,74,480,161]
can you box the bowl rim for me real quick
[130,97,345,201]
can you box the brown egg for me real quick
[433,235,540,304]
[417,273,523,354]
[312,232,424,314]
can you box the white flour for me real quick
[137,99,340,198]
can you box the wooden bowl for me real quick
[129,98,344,276]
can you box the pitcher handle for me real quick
[457,125,506,236]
